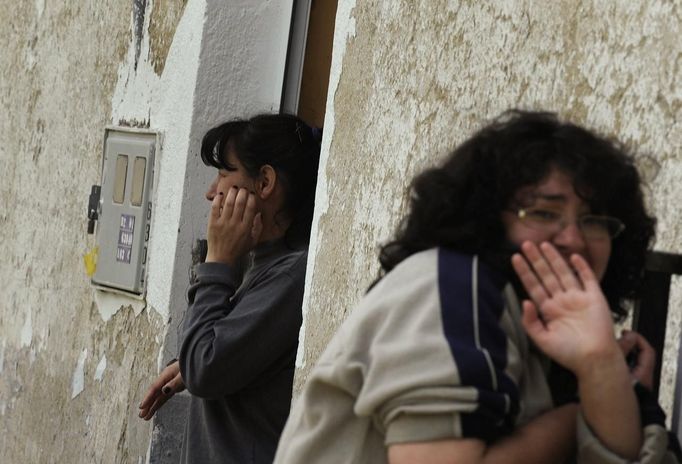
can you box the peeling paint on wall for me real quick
[19,311,32,348]
[133,0,148,70]
[0,340,5,374]
[94,354,107,382]
[296,0,357,373]
[0,0,189,461]
[149,0,188,75]
[94,290,146,322]
[71,348,88,399]
[34,0,44,18]
[109,0,208,328]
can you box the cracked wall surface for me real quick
[299,0,682,421]
[2,0,297,461]
[0,0,188,462]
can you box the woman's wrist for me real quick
[573,341,626,384]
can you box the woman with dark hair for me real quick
[274,110,680,463]
[138,113,321,464]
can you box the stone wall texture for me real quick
[299,0,682,423]
[0,0,185,462]
[1,0,298,461]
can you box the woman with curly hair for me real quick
[274,110,680,463]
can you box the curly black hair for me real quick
[379,110,656,318]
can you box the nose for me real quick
[552,221,587,256]
[206,175,219,201]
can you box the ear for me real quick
[256,164,277,199]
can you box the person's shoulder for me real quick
[437,248,507,291]
[437,248,509,322]
[372,248,488,293]
[259,246,308,286]
[380,248,440,283]
[360,248,441,314]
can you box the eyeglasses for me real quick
[513,208,625,240]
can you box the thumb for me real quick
[521,300,546,343]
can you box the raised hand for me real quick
[511,241,621,376]
[206,187,263,265]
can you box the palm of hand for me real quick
[206,187,262,265]
[512,241,617,373]
[532,286,614,371]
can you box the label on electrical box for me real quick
[116,214,135,263]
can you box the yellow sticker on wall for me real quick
[83,246,99,277]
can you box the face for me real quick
[205,147,256,202]
[501,168,612,281]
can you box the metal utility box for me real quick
[91,127,158,296]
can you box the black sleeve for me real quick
[179,258,305,399]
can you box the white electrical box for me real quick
[90,127,159,296]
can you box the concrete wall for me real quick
[299,0,682,425]
[0,1,172,462]
[0,0,293,462]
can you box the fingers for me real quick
[139,387,159,412]
[138,386,164,420]
[521,299,547,344]
[205,186,260,264]
[511,252,549,308]
[138,362,182,420]
[227,187,247,221]
[138,374,184,420]
[617,331,638,355]
[209,191,224,222]
[520,241,564,295]
[622,330,656,390]
[221,187,238,220]
[630,331,655,360]
[163,372,186,395]
[538,242,581,290]
[512,241,587,306]
[139,368,172,410]
[140,395,170,421]
[569,253,600,292]
[216,188,256,225]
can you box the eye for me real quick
[524,208,561,223]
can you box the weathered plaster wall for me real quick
[0,0,191,462]
[1,0,296,460]
[299,0,682,422]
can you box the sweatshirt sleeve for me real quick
[179,256,305,399]
[380,252,520,444]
